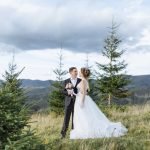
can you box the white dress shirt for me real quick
[70,77,77,87]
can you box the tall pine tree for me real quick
[49,50,67,115]
[0,56,29,147]
[96,21,130,105]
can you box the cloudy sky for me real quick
[0,0,150,80]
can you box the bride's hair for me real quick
[81,67,90,78]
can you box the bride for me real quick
[70,67,127,139]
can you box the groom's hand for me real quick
[67,89,73,95]
[67,90,71,95]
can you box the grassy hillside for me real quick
[30,104,150,150]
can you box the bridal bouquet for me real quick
[66,83,74,96]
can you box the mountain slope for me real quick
[0,75,150,110]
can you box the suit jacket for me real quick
[62,78,81,107]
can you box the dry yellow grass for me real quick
[29,104,150,150]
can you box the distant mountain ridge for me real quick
[0,75,150,111]
[21,79,53,88]
[0,75,150,89]
[0,79,53,88]
[129,75,150,89]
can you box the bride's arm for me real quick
[80,80,86,105]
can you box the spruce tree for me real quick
[49,50,67,115]
[96,21,130,105]
[0,56,29,147]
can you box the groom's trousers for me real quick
[61,98,75,135]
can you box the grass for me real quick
[30,104,150,150]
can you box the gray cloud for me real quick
[0,0,149,53]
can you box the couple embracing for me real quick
[61,67,127,139]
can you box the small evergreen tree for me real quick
[96,21,130,105]
[0,56,29,147]
[49,50,67,115]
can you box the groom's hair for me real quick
[69,67,77,72]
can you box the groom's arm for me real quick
[62,80,69,96]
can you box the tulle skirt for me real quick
[70,93,128,139]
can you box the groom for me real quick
[61,67,81,138]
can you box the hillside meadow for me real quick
[29,104,150,150]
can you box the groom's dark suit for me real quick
[61,78,81,137]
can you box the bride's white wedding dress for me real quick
[70,80,127,139]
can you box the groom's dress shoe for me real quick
[60,131,66,139]
[61,134,66,139]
